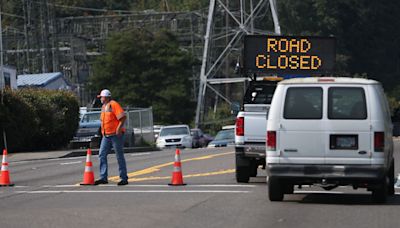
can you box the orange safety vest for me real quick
[100,100,126,136]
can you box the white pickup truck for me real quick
[235,77,281,183]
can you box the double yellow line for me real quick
[108,151,234,183]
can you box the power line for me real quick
[33,1,138,14]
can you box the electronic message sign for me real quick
[243,36,336,74]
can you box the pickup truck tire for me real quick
[236,167,250,183]
[250,161,258,177]
[283,182,294,194]
[388,159,395,196]
[235,153,250,183]
[371,177,388,203]
[268,177,284,201]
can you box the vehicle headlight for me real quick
[182,136,191,142]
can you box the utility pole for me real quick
[0,3,8,150]
[194,0,281,128]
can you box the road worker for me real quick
[95,89,128,186]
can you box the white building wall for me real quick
[0,66,17,89]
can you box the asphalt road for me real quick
[1,140,400,228]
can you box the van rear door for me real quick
[324,86,371,165]
[278,86,325,164]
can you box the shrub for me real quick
[0,88,79,152]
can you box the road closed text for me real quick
[256,38,322,70]
[244,36,336,74]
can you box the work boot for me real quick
[117,180,129,186]
[94,179,109,185]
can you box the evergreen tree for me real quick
[89,29,196,124]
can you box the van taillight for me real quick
[267,131,276,151]
[374,132,384,152]
[235,117,244,136]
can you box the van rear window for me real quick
[284,87,323,119]
[328,87,367,119]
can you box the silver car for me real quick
[156,125,193,149]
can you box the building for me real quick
[0,66,17,89]
[17,72,71,90]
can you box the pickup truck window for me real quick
[243,84,276,104]
[328,87,367,119]
[284,87,323,119]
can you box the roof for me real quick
[279,77,380,85]
[17,72,65,87]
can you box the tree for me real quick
[278,0,400,90]
[89,29,196,124]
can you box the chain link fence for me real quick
[125,107,154,146]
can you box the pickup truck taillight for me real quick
[235,117,244,136]
[267,131,276,151]
[374,132,384,152]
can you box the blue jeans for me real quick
[98,134,128,181]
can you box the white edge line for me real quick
[15,190,250,194]
[42,184,256,188]
[130,153,151,156]
[12,156,84,164]
[60,161,82,165]
[294,190,345,194]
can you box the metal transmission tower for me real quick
[195,0,281,127]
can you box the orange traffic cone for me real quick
[80,148,95,185]
[169,149,186,186]
[0,149,14,187]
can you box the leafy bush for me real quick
[0,89,79,152]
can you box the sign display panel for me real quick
[244,36,336,74]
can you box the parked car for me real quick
[266,77,394,203]
[191,128,214,148]
[70,111,101,149]
[207,128,235,148]
[153,125,164,141]
[70,111,135,149]
[156,125,193,149]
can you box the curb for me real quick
[60,147,160,158]
[9,147,160,162]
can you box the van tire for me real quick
[236,167,250,183]
[372,177,388,203]
[388,159,395,196]
[268,177,284,201]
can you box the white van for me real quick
[266,77,394,202]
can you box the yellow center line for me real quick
[127,169,236,182]
[108,151,234,182]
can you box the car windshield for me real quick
[214,129,234,140]
[81,112,100,123]
[160,127,189,136]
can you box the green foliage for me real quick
[0,89,79,152]
[278,0,400,89]
[89,29,196,124]
[201,103,235,135]
[0,89,37,151]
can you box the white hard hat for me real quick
[97,89,111,98]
